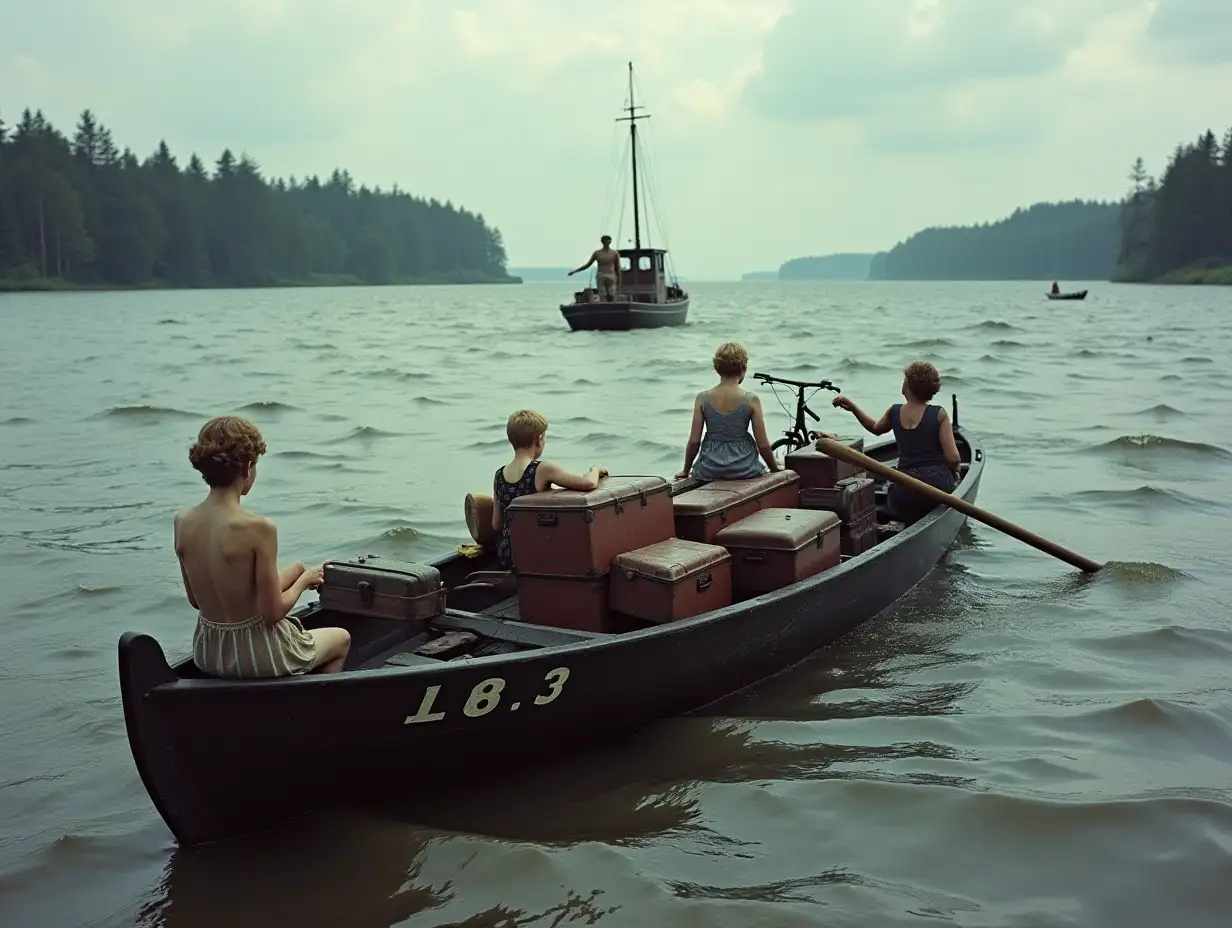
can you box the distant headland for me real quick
[749,121,1232,286]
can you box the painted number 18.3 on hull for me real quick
[404,667,571,725]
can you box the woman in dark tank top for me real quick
[830,360,963,524]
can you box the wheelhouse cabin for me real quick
[618,247,672,304]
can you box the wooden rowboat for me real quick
[1046,289,1088,300]
[118,428,985,847]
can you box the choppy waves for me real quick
[2,282,1232,927]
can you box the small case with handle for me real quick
[319,558,446,621]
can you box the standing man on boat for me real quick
[569,235,621,301]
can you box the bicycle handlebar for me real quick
[752,372,840,392]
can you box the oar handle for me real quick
[814,437,1103,574]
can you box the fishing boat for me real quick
[560,63,689,331]
[119,425,985,847]
[1046,289,1088,301]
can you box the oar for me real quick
[814,437,1103,574]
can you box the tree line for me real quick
[0,107,515,290]
[778,252,874,280]
[1116,127,1232,283]
[867,200,1121,281]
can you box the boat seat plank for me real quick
[482,596,521,620]
[383,652,443,669]
[436,610,610,647]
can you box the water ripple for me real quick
[0,281,1230,928]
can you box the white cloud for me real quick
[1,0,1229,277]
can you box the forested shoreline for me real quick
[773,122,1232,286]
[778,253,874,280]
[867,200,1120,281]
[1115,126,1232,285]
[0,108,518,292]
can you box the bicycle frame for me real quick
[752,372,841,455]
[778,384,814,447]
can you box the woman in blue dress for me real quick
[676,342,780,481]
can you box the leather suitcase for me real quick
[515,573,618,633]
[609,538,733,623]
[714,508,841,595]
[507,476,674,578]
[670,475,703,496]
[785,438,865,490]
[842,511,878,558]
[672,470,800,543]
[319,559,445,621]
[799,476,876,523]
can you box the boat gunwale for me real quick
[129,427,984,695]
[558,299,689,311]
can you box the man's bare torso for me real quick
[174,501,266,623]
[593,247,619,277]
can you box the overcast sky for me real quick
[3,0,1230,279]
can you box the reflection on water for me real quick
[2,281,1232,927]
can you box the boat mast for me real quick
[616,61,649,250]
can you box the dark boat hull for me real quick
[559,297,689,331]
[1047,290,1088,300]
[120,430,984,847]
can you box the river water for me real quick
[1,280,1230,927]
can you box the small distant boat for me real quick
[1047,289,1088,301]
[560,63,689,332]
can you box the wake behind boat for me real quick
[119,394,985,847]
[560,62,689,332]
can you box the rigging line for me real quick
[592,160,629,288]
[598,127,630,236]
[596,127,616,231]
[600,141,631,237]
[615,168,629,250]
[629,68,670,242]
[644,131,673,249]
[632,128,652,252]
[634,110,679,276]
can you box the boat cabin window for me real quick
[620,257,632,271]
[638,256,651,271]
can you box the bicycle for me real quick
[751,372,842,460]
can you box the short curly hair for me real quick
[713,342,748,378]
[507,409,548,450]
[903,360,942,402]
[189,416,267,488]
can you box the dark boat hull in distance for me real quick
[560,295,689,331]
[1047,289,1088,300]
[119,428,985,847]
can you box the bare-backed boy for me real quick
[174,415,351,677]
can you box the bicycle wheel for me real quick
[770,436,805,463]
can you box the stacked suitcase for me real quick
[609,538,733,623]
[786,438,878,558]
[505,462,865,630]
[713,508,841,595]
[671,471,800,543]
[783,438,865,491]
[506,476,676,632]
[799,476,878,557]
